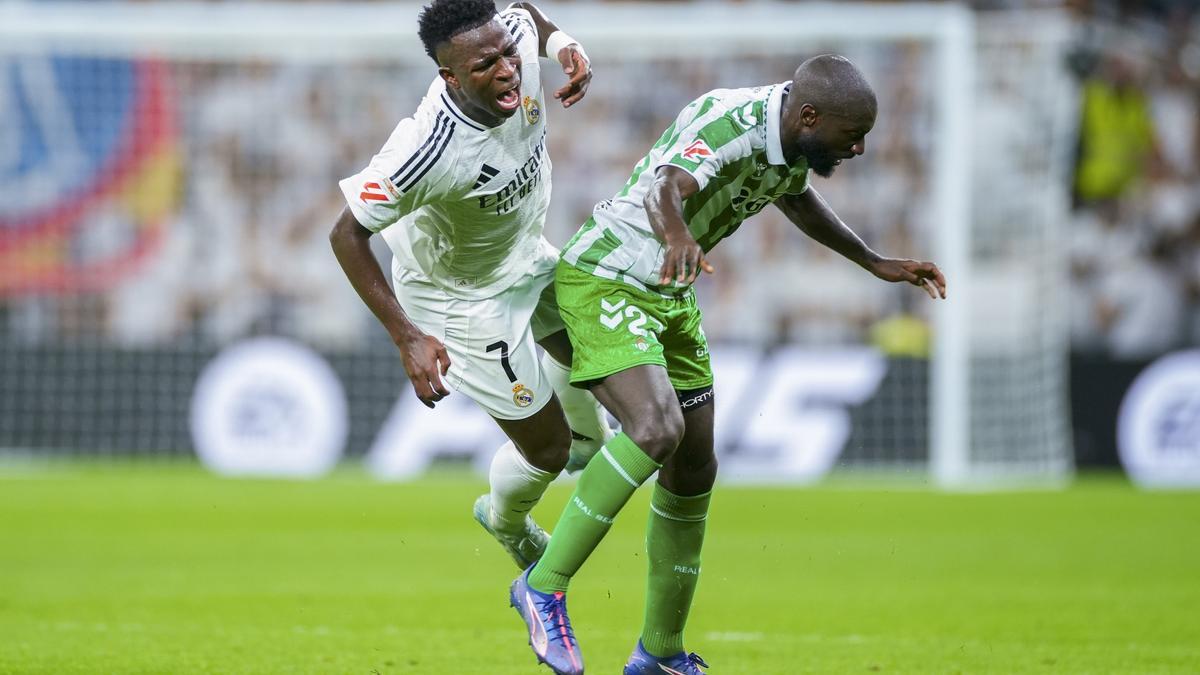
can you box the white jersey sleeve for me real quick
[499,6,539,46]
[338,110,457,233]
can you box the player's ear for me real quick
[800,103,820,127]
[434,42,461,89]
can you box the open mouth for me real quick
[496,85,521,112]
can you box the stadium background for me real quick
[2,0,1199,673]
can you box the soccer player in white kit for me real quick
[329,0,609,569]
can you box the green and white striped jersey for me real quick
[560,81,809,293]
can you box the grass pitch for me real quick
[1,464,1198,674]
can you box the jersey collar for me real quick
[765,80,791,166]
[433,79,489,133]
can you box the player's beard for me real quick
[796,138,840,178]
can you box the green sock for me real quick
[528,433,660,593]
[641,484,711,658]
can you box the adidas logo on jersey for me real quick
[473,163,500,189]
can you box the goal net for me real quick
[0,2,1074,486]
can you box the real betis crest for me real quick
[522,96,541,125]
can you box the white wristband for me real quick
[545,30,584,61]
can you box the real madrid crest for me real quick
[522,96,541,125]
[512,383,536,407]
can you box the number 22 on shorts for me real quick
[598,298,663,350]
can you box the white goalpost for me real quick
[0,2,1074,488]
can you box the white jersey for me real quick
[339,7,550,300]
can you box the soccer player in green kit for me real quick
[509,54,947,674]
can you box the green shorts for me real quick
[554,261,712,390]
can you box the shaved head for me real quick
[791,54,877,121]
[779,54,878,176]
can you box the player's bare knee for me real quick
[659,449,715,496]
[627,404,685,462]
[520,435,569,474]
[536,423,573,471]
[541,448,569,474]
[693,454,718,492]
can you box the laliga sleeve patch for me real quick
[680,139,713,162]
[359,181,392,202]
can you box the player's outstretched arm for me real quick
[329,207,452,407]
[776,188,947,299]
[508,2,591,107]
[646,166,715,285]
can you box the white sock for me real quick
[488,440,556,532]
[540,352,614,466]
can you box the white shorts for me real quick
[393,241,565,420]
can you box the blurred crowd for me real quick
[1,0,1197,362]
[1065,1,1200,359]
[4,44,935,350]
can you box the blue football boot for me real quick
[510,565,584,675]
[623,640,709,674]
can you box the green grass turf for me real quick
[1,464,1198,674]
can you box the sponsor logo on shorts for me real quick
[635,336,649,352]
[512,384,535,407]
[599,298,626,330]
[679,388,713,411]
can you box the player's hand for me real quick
[658,231,714,286]
[868,257,947,299]
[553,44,591,108]
[397,329,452,408]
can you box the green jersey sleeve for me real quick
[656,104,758,193]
